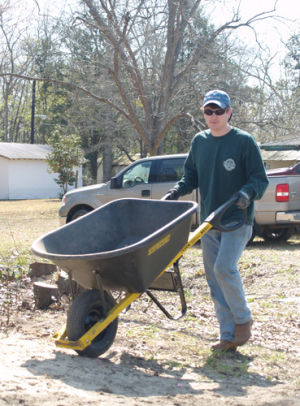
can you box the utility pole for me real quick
[30,80,36,144]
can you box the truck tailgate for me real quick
[255,175,300,225]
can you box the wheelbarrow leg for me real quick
[172,260,187,316]
[93,270,108,314]
[146,259,187,320]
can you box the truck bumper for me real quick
[276,211,300,223]
[59,215,67,226]
[58,204,68,226]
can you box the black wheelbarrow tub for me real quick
[32,198,198,293]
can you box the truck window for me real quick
[151,158,185,183]
[122,161,152,188]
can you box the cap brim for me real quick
[203,99,225,108]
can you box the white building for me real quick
[0,142,82,200]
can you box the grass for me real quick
[0,199,61,282]
[0,199,60,260]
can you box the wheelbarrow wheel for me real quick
[66,289,118,358]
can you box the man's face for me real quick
[203,103,232,132]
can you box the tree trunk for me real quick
[33,282,59,309]
[102,135,113,182]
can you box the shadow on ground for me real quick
[22,347,279,398]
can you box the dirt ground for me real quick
[1,237,300,406]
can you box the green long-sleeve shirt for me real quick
[175,127,269,225]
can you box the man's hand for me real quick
[164,189,179,200]
[235,190,251,209]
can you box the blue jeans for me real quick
[201,224,252,342]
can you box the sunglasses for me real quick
[204,108,227,116]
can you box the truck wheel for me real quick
[246,227,255,245]
[261,228,292,242]
[66,289,118,358]
[69,207,93,222]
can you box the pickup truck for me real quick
[58,154,300,242]
[253,162,300,242]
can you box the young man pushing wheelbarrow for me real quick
[165,89,269,352]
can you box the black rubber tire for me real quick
[69,207,93,222]
[261,227,292,242]
[66,289,118,358]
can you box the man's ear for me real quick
[228,108,233,122]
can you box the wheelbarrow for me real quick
[32,196,244,358]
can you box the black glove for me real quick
[235,190,251,209]
[164,188,179,200]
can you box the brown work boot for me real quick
[211,340,237,352]
[234,319,253,346]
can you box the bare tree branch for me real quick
[0,72,134,123]
[153,111,200,152]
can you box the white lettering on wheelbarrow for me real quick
[148,234,171,256]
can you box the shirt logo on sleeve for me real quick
[223,158,236,171]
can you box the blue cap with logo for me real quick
[203,89,231,109]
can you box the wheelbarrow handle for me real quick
[161,192,245,231]
[161,191,178,201]
[161,193,170,201]
[205,194,246,232]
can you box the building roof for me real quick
[260,137,300,151]
[261,149,300,161]
[0,142,52,160]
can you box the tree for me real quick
[46,130,86,196]
[0,4,33,142]
[284,33,300,85]
[23,15,76,144]
[242,31,300,142]
[273,32,300,139]
[0,0,279,176]
[58,20,122,183]
[0,5,74,144]
[78,0,276,155]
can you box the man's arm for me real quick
[166,148,198,199]
[240,137,269,201]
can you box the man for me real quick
[166,89,269,351]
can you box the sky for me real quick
[17,0,300,80]
[206,0,300,78]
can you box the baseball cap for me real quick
[203,90,231,109]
